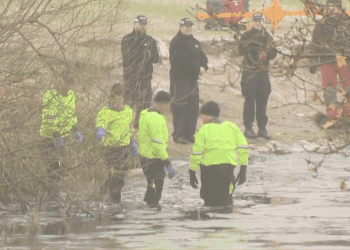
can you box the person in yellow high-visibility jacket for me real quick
[96,83,134,205]
[39,70,82,194]
[189,101,249,207]
[138,91,175,209]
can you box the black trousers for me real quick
[200,164,235,206]
[140,157,166,205]
[38,137,66,192]
[170,80,199,140]
[103,146,130,203]
[124,79,153,129]
[241,71,271,130]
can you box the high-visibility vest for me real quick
[40,89,77,138]
[138,108,169,160]
[95,105,132,147]
[190,120,249,171]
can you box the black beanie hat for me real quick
[154,91,171,103]
[200,101,220,117]
[61,70,74,84]
[111,83,124,98]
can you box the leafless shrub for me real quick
[0,0,132,214]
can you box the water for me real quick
[0,150,349,249]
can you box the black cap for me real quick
[134,15,147,24]
[111,83,124,98]
[179,18,194,27]
[252,13,264,21]
[154,91,171,103]
[326,0,342,5]
[200,101,220,117]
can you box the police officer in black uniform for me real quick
[238,13,277,139]
[169,18,208,144]
[121,15,160,129]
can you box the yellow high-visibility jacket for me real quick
[138,108,169,160]
[190,119,249,171]
[40,89,77,138]
[95,105,133,147]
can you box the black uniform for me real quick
[238,28,277,131]
[121,29,159,128]
[169,31,208,141]
[38,138,66,190]
[140,157,167,206]
[103,146,130,203]
[200,164,235,206]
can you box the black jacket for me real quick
[121,29,159,82]
[311,15,350,65]
[238,28,277,72]
[169,31,208,82]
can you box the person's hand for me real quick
[97,127,106,142]
[260,51,267,61]
[189,170,198,189]
[309,66,317,74]
[166,166,176,179]
[130,138,139,157]
[235,165,247,185]
[74,129,83,144]
[265,41,275,50]
[54,137,65,149]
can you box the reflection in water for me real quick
[0,217,111,236]
[176,206,234,221]
[234,194,299,206]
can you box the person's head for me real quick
[134,15,148,33]
[200,101,220,123]
[252,13,265,30]
[179,18,194,36]
[326,0,343,15]
[153,91,172,114]
[110,83,124,110]
[58,70,74,95]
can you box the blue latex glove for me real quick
[97,127,106,142]
[54,137,65,149]
[166,165,175,179]
[130,138,139,157]
[74,129,83,144]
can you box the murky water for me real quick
[0,146,349,249]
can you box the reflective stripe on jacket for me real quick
[190,120,248,171]
[40,89,77,138]
[96,105,133,147]
[138,108,169,160]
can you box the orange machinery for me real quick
[198,0,246,30]
[196,0,350,30]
